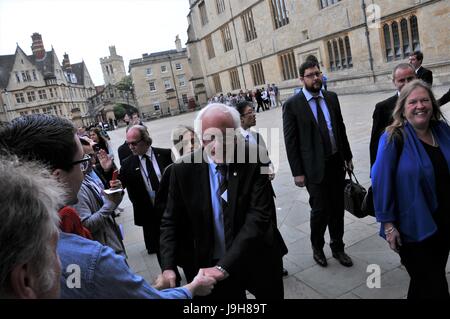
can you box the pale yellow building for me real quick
[0,33,96,126]
[186,0,450,100]
[129,36,196,118]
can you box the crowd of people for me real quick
[0,50,449,299]
[208,83,281,112]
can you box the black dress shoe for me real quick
[282,268,288,277]
[332,251,353,267]
[313,249,327,267]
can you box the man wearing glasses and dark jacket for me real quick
[119,125,172,255]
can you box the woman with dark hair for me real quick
[372,80,450,299]
[90,128,114,157]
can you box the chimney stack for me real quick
[62,53,72,72]
[175,35,182,52]
[31,33,46,60]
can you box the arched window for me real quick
[327,35,353,72]
[383,24,393,62]
[410,15,420,51]
[344,36,352,67]
[339,38,346,68]
[327,41,335,71]
[392,22,401,59]
[333,39,340,69]
[400,19,410,56]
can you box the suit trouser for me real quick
[306,153,346,252]
[399,230,450,299]
[142,223,159,253]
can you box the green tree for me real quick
[113,104,126,120]
[115,75,133,92]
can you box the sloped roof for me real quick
[130,48,187,65]
[28,50,55,79]
[0,54,16,88]
[148,49,179,57]
[71,62,85,85]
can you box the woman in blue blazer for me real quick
[372,80,450,299]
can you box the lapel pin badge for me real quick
[233,172,237,176]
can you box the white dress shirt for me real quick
[138,147,162,197]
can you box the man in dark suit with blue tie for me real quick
[159,104,285,299]
[119,125,172,254]
[283,60,354,268]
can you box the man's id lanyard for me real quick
[139,155,156,202]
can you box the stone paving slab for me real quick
[352,267,409,299]
[294,255,372,298]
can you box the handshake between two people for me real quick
[153,266,228,297]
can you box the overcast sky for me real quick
[0,0,190,85]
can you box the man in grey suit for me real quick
[283,60,354,268]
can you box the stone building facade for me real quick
[0,33,96,126]
[129,36,196,118]
[186,0,450,100]
[100,46,127,86]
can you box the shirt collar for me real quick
[240,127,250,138]
[207,156,218,174]
[140,147,153,161]
[207,156,229,174]
[302,87,324,102]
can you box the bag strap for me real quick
[346,169,360,184]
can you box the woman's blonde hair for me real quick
[386,79,445,141]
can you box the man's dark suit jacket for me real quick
[417,66,433,86]
[118,141,133,166]
[282,90,352,184]
[119,147,172,226]
[159,147,286,280]
[438,88,450,107]
[369,94,398,168]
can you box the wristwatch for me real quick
[215,265,229,277]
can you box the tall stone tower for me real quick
[100,46,126,85]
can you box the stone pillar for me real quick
[103,101,116,122]
[165,88,179,115]
[194,83,207,107]
[70,106,83,128]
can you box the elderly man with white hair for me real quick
[159,103,286,300]
[0,158,63,299]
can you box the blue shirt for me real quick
[58,232,192,299]
[302,88,337,153]
[207,160,226,259]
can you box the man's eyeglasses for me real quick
[126,138,143,147]
[303,72,322,79]
[241,111,255,117]
[72,154,91,172]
